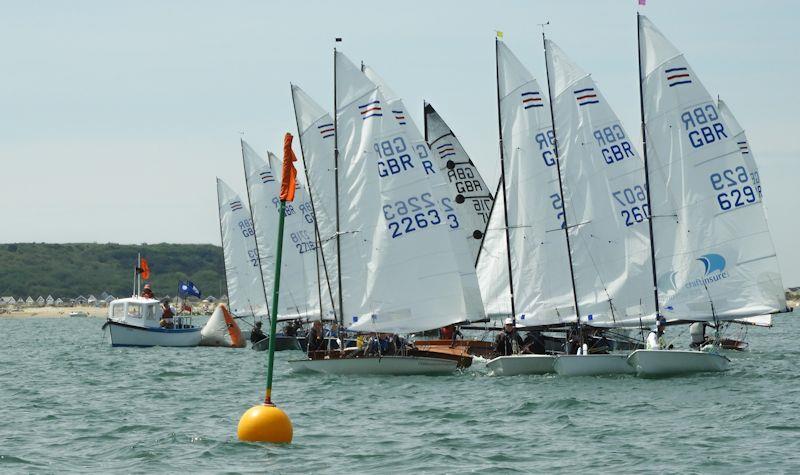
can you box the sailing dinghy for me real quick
[480,39,574,375]
[627,15,789,376]
[287,51,482,375]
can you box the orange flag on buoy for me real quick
[280,133,297,202]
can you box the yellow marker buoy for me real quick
[237,133,299,443]
[237,403,293,443]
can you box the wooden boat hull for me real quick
[414,339,494,358]
[287,355,461,375]
[553,354,635,376]
[627,349,730,377]
[485,354,555,376]
[251,335,302,352]
[106,320,201,347]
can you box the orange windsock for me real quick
[280,133,297,202]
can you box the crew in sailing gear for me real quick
[646,317,667,350]
[307,320,325,353]
[250,321,266,343]
[522,330,546,354]
[495,318,523,356]
[689,322,709,349]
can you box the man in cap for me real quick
[646,316,668,350]
[494,317,524,356]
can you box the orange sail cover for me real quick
[280,133,297,202]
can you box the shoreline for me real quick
[0,305,106,318]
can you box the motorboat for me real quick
[104,297,201,347]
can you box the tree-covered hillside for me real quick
[0,243,226,299]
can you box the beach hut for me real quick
[36,296,45,306]
[75,295,87,305]
[46,295,54,306]
[55,297,64,306]
[87,295,98,307]
[26,296,34,306]
[1,296,15,305]
[103,295,115,306]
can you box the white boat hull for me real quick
[554,354,635,376]
[107,321,202,347]
[486,354,555,376]
[627,349,730,377]
[288,356,459,375]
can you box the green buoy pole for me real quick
[264,199,287,405]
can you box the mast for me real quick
[636,12,661,318]
[239,141,272,321]
[290,84,337,321]
[542,32,581,341]
[333,43,344,328]
[215,179,233,314]
[494,37,517,321]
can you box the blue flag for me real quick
[179,281,201,298]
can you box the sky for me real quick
[2,0,798,285]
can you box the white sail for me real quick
[424,103,494,261]
[477,41,575,325]
[290,85,338,320]
[475,180,512,318]
[639,15,787,321]
[362,64,486,322]
[216,178,269,318]
[241,141,321,321]
[336,51,484,333]
[545,39,655,326]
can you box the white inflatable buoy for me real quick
[200,303,246,348]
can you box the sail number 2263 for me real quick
[383,193,459,239]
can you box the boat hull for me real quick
[251,335,302,352]
[554,354,635,376]
[288,355,460,375]
[627,349,730,377]
[485,354,555,376]
[107,321,201,347]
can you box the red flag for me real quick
[137,258,151,280]
[280,133,297,202]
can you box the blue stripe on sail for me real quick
[664,67,687,73]
[361,113,382,120]
[317,123,333,128]
[440,152,456,159]
[524,104,544,109]
[436,143,453,150]
[358,100,380,109]
[573,87,594,94]
[668,80,692,87]
[578,100,600,106]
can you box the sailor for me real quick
[250,321,266,343]
[159,298,174,328]
[689,322,709,349]
[307,320,325,353]
[141,283,154,300]
[495,318,523,356]
[646,317,668,350]
[440,324,463,347]
[522,329,546,354]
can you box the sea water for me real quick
[1,314,799,473]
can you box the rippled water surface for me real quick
[2,314,800,473]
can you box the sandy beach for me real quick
[0,305,106,318]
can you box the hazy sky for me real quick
[2,0,798,285]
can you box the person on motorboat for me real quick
[689,322,710,349]
[307,320,325,353]
[646,317,671,350]
[159,298,174,328]
[495,318,523,356]
[522,329,546,354]
[141,283,154,300]
[250,321,266,344]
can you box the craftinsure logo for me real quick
[658,253,729,292]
